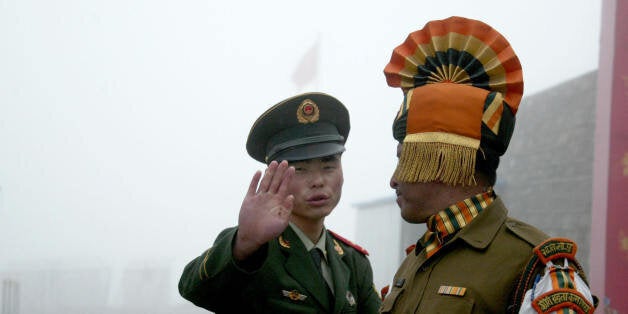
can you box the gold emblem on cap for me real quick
[296,99,320,124]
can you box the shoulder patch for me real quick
[509,237,596,314]
[328,230,369,256]
[505,217,548,247]
[405,244,417,256]
[534,237,577,264]
[532,288,595,314]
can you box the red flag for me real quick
[292,38,320,90]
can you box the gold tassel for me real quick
[394,141,478,186]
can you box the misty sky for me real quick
[0,0,601,278]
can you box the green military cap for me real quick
[246,92,350,164]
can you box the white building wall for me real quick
[355,197,425,292]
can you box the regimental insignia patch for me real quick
[282,290,307,301]
[296,99,320,124]
[278,236,291,249]
[533,238,577,264]
[532,288,594,314]
[509,237,597,314]
[438,285,467,297]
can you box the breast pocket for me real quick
[379,286,405,313]
[415,295,474,313]
[266,296,318,314]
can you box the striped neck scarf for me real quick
[418,190,495,258]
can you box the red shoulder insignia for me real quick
[328,230,369,256]
[380,285,390,301]
[405,244,416,255]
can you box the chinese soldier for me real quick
[179,92,381,313]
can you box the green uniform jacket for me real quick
[179,226,381,313]
[380,197,549,313]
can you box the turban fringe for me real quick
[394,133,479,185]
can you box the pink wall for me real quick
[591,0,628,312]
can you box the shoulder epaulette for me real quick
[328,230,369,256]
[405,244,416,255]
[505,218,548,247]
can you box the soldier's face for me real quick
[390,144,442,223]
[287,155,343,224]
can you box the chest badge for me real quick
[438,285,467,297]
[282,289,307,301]
[333,239,344,256]
[278,236,291,248]
[346,291,356,306]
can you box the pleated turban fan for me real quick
[385,16,524,186]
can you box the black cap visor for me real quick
[267,142,345,163]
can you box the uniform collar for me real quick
[455,196,508,249]
[289,222,328,259]
[416,189,494,257]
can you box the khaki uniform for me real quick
[380,197,548,313]
[179,226,381,313]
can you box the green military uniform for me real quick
[178,92,381,313]
[379,197,548,313]
[178,225,381,313]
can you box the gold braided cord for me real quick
[394,134,479,186]
[404,132,480,148]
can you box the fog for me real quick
[0,0,601,312]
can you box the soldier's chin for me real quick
[400,208,427,224]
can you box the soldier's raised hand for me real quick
[233,160,295,261]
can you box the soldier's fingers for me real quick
[277,166,295,196]
[257,161,278,193]
[246,170,262,197]
[268,160,289,193]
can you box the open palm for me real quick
[234,161,295,260]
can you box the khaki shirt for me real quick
[380,198,548,313]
